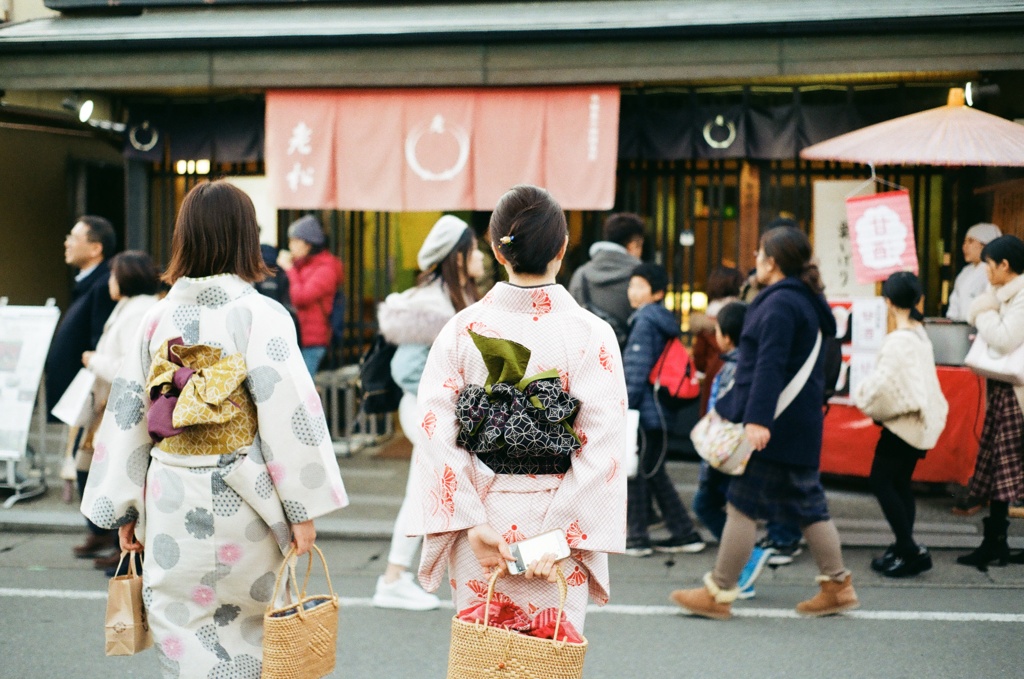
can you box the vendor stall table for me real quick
[821,366,984,485]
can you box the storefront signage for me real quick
[265,87,620,211]
[845,190,918,284]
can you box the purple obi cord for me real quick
[148,336,193,442]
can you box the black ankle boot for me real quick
[957,517,1010,571]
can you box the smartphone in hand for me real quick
[506,529,571,575]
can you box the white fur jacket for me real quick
[378,278,457,396]
[853,326,949,451]
[968,272,1024,412]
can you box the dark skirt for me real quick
[726,454,831,527]
[969,380,1024,503]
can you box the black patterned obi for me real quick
[455,331,582,475]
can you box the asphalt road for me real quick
[2,532,1023,678]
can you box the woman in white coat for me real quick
[75,251,161,570]
[959,235,1024,569]
[372,215,485,610]
[854,272,948,578]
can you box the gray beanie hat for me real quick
[418,215,469,271]
[287,215,326,247]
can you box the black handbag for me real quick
[358,334,404,414]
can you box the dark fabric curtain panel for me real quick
[124,100,265,164]
[618,90,944,162]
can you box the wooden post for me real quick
[739,161,760,273]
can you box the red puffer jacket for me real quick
[286,250,343,347]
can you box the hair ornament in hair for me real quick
[499,235,515,245]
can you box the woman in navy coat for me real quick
[672,226,858,620]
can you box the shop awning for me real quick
[1,1,1021,52]
[264,88,619,212]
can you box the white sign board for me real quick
[812,180,876,298]
[0,305,60,460]
[851,297,887,352]
[849,351,879,401]
[224,175,279,246]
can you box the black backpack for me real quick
[822,333,843,405]
[358,334,404,414]
[578,273,629,347]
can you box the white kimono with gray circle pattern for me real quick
[82,273,348,679]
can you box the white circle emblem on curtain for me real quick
[405,114,471,182]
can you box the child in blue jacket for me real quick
[623,263,705,556]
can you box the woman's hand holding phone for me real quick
[523,552,560,583]
[467,524,514,576]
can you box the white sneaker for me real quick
[373,572,441,611]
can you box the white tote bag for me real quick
[964,334,1024,386]
[51,368,97,427]
[691,332,821,476]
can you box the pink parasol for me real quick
[800,89,1024,167]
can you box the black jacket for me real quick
[45,260,117,412]
[714,277,837,468]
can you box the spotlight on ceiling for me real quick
[965,81,1000,107]
[61,95,95,123]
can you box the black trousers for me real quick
[869,428,925,556]
[627,428,696,541]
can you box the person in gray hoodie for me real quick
[569,212,645,348]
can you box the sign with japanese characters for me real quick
[851,296,887,351]
[812,180,876,298]
[265,87,620,211]
[845,190,919,284]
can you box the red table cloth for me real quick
[821,367,985,485]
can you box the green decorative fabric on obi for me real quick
[456,331,581,475]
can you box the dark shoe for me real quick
[881,547,932,578]
[73,533,115,559]
[870,544,897,573]
[956,517,1009,571]
[758,538,802,566]
[653,532,706,554]
[952,495,987,516]
[93,553,122,570]
[624,538,653,557]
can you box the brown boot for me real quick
[670,572,738,620]
[73,533,114,559]
[796,573,859,617]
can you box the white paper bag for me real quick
[51,368,97,427]
[624,409,640,479]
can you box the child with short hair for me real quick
[691,301,747,543]
[623,263,705,556]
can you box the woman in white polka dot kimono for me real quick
[413,185,628,635]
[81,181,348,679]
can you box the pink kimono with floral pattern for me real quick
[414,282,628,631]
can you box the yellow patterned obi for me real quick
[146,338,257,457]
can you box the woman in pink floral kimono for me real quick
[414,184,628,632]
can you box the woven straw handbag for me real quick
[446,566,587,679]
[261,545,339,679]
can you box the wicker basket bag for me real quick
[446,566,587,679]
[262,545,339,679]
